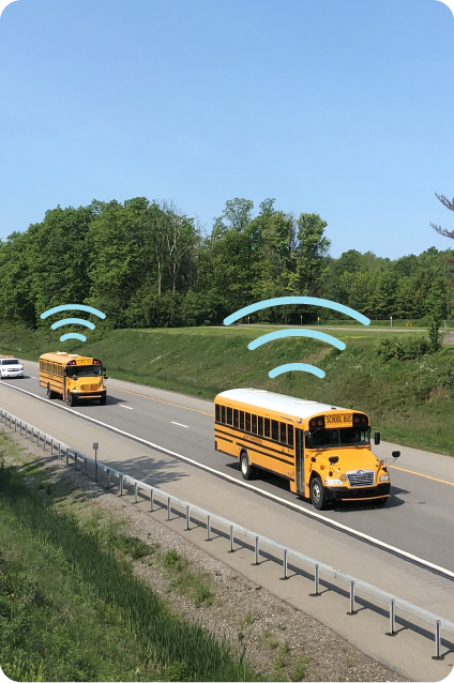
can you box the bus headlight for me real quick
[379,474,390,482]
[324,478,343,486]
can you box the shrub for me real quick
[375,336,430,362]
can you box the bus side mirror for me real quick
[374,431,380,445]
[329,456,339,464]
[392,451,401,458]
[104,375,108,380]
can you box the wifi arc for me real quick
[248,329,346,379]
[40,304,106,342]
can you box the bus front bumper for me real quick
[72,391,106,400]
[324,483,391,502]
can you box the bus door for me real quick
[295,428,304,495]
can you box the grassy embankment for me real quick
[0,432,262,682]
[1,322,453,455]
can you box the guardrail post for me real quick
[150,488,154,511]
[134,482,138,503]
[254,536,260,565]
[84,456,87,474]
[229,525,235,552]
[310,563,321,597]
[106,469,110,489]
[37,430,40,446]
[206,514,211,541]
[74,452,77,470]
[65,448,69,466]
[50,438,53,455]
[58,442,61,461]
[388,599,395,635]
[185,505,190,531]
[433,620,441,660]
[348,580,356,615]
[43,434,46,452]
[120,475,123,497]
[283,549,288,579]
[167,496,171,521]
[14,417,16,432]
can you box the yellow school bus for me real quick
[214,388,400,510]
[39,352,108,407]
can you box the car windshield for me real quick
[1,359,20,365]
[307,427,370,449]
[66,365,102,378]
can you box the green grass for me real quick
[1,322,454,455]
[0,461,263,682]
[163,549,214,608]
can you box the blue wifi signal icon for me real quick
[223,296,370,379]
[40,304,106,342]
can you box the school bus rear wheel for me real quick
[46,385,55,400]
[240,451,257,480]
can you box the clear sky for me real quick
[0,0,453,259]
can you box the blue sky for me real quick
[0,0,453,259]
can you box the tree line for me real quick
[0,196,453,330]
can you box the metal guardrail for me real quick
[1,406,453,660]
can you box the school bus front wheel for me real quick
[310,475,329,510]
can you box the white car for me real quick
[0,358,24,379]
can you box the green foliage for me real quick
[4,194,454,332]
[375,336,430,362]
[428,319,442,352]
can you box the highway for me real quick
[8,360,454,573]
[1,362,454,680]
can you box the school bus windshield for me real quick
[66,365,103,378]
[308,426,370,449]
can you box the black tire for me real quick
[310,475,328,510]
[47,385,55,400]
[240,451,257,480]
[67,393,77,407]
[99,394,106,405]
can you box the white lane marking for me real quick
[2,381,454,580]
[31,376,37,379]
[119,405,133,410]
[171,421,188,428]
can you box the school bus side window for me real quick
[227,407,233,425]
[240,411,245,430]
[215,405,220,422]
[245,413,251,432]
[288,425,294,448]
[280,423,287,444]
[252,414,257,434]
[265,418,270,438]
[258,416,263,436]
[272,420,279,442]
[233,409,238,428]
[221,406,226,424]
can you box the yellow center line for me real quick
[110,385,213,415]
[389,464,454,487]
